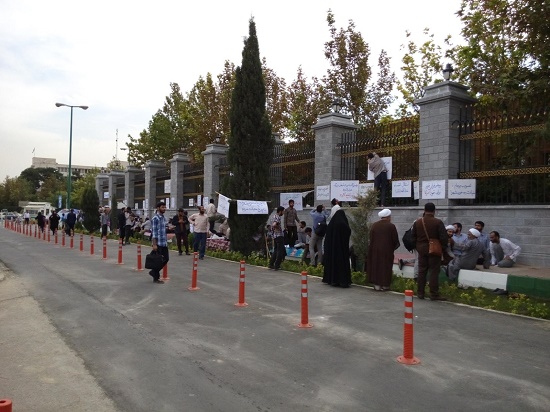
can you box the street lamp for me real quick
[55,102,88,209]
[442,63,454,81]
[331,98,343,113]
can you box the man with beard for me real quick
[447,228,490,281]
[367,209,400,291]
[150,201,169,284]
[189,205,209,260]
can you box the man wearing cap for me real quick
[447,228,491,281]
[367,208,400,291]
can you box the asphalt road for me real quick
[1,227,550,412]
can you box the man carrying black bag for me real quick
[149,201,169,284]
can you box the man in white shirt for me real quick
[189,206,209,260]
[489,231,521,268]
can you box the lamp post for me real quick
[331,98,343,113]
[442,63,454,81]
[56,102,88,209]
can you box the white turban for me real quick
[469,228,481,238]
[445,225,455,231]
[378,208,391,218]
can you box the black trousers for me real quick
[176,232,189,253]
[286,226,298,247]
[417,252,441,297]
[269,236,285,269]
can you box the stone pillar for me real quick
[144,160,165,215]
[125,165,142,209]
[311,112,357,206]
[108,171,125,206]
[169,152,192,209]
[202,143,228,201]
[415,81,476,207]
[95,173,109,206]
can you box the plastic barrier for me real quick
[397,290,421,365]
[188,252,200,291]
[298,271,313,328]
[235,260,248,307]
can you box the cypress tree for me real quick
[222,18,273,256]
[80,186,101,234]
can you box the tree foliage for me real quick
[80,186,101,233]
[71,169,100,210]
[221,18,273,256]
[452,0,550,106]
[0,176,34,211]
[19,167,63,191]
[322,10,396,127]
[396,28,452,116]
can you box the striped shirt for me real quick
[151,212,167,247]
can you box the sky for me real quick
[0,0,463,180]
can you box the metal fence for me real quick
[269,140,316,206]
[340,117,420,206]
[182,162,204,206]
[456,105,550,205]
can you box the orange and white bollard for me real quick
[188,252,200,291]
[136,242,143,271]
[62,231,66,247]
[162,263,169,280]
[397,290,421,365]
[235,260,248,307]
[70,235,74,249]
[102,237,107,260]
[0,398,13,412]
[298,271,313,328]
[34,225,37,237]
[117,238,123,264]
[79,234,83,251]
[55,231,58,244]
[38,227,41,240]
[90,235,94,255]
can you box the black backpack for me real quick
[402,223,416,253]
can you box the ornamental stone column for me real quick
[202,143,228,201]
[170,152,192,209]
[312,111,357,206]
[144,160,165,216]
[124,165,142,210]
[415,81,476,207]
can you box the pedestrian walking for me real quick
[150,202,169,284]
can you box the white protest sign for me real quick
[413,181,420,200]
[358,183,374,197]
[331,180,359,202]
[171,197,176,209]
[422,180,446,199]
[392,180,412,198]
[316,185,330,201]
[367,156,393,180]
[164,179,171,194]
[188,198,194,207]
[165,198,170,209]
[279,193,303,210]
[448,179,476,199]
[237,200,269,215]
[217,194,230,217]
[197,195,202,206]
[103,192,109,199]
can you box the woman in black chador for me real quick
[322,208,351,287]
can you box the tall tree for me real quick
[396,29,452,116]
[80,186,100,233]
[262,58,289,139]
[127,83,194,166]
[222,18,273,256]
[453,0,550,106]
[323,10,396,126]
[286,67,325,141]
[19,167,63,191]
[188,73,220,155]
[0,176,34,211]
[216,61,236,143]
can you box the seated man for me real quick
[297,221,307,245]
[218,218,230,239]
[451,222,467,257]
[447,228,490,281]
[489,231,521,268]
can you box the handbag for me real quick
[145,250,164,270]
[421,218,442,257]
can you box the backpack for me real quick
[314,218,327,237]
[402,223,416,253]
